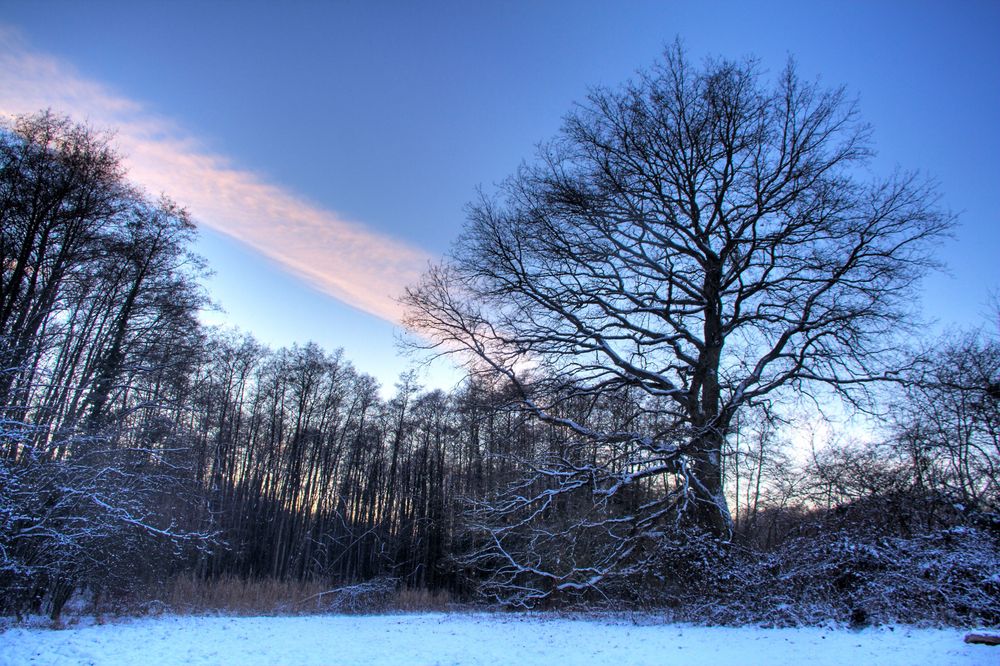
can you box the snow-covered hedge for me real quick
[603,525,1000,626]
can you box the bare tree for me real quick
[404,46,951,601]
[894,331,1000,515]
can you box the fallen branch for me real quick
[964,633,1000,646]
[294,578,398,610]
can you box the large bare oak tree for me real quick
[404,45,951,583]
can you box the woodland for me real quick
[2,49,998,626]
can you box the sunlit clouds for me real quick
[0,26,430,324]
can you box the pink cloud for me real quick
[0,26,430,324]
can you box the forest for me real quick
[2,48,998,628]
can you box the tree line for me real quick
[2,45,998,626]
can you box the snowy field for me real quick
[0,613,995,666]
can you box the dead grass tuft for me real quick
[389,587,454,612]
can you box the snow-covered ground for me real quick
[0,613,994,666]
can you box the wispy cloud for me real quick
[0,26,431,324]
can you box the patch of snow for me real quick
[0,613,994,666]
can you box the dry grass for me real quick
[387,587,454,612]
[123,575,458,616]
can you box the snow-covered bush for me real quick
[0,437,213,619]
[623,524,1000,625]
[763,525,1000,626]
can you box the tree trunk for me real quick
[691,429,733,538]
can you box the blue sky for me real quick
[1,1,998,392]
